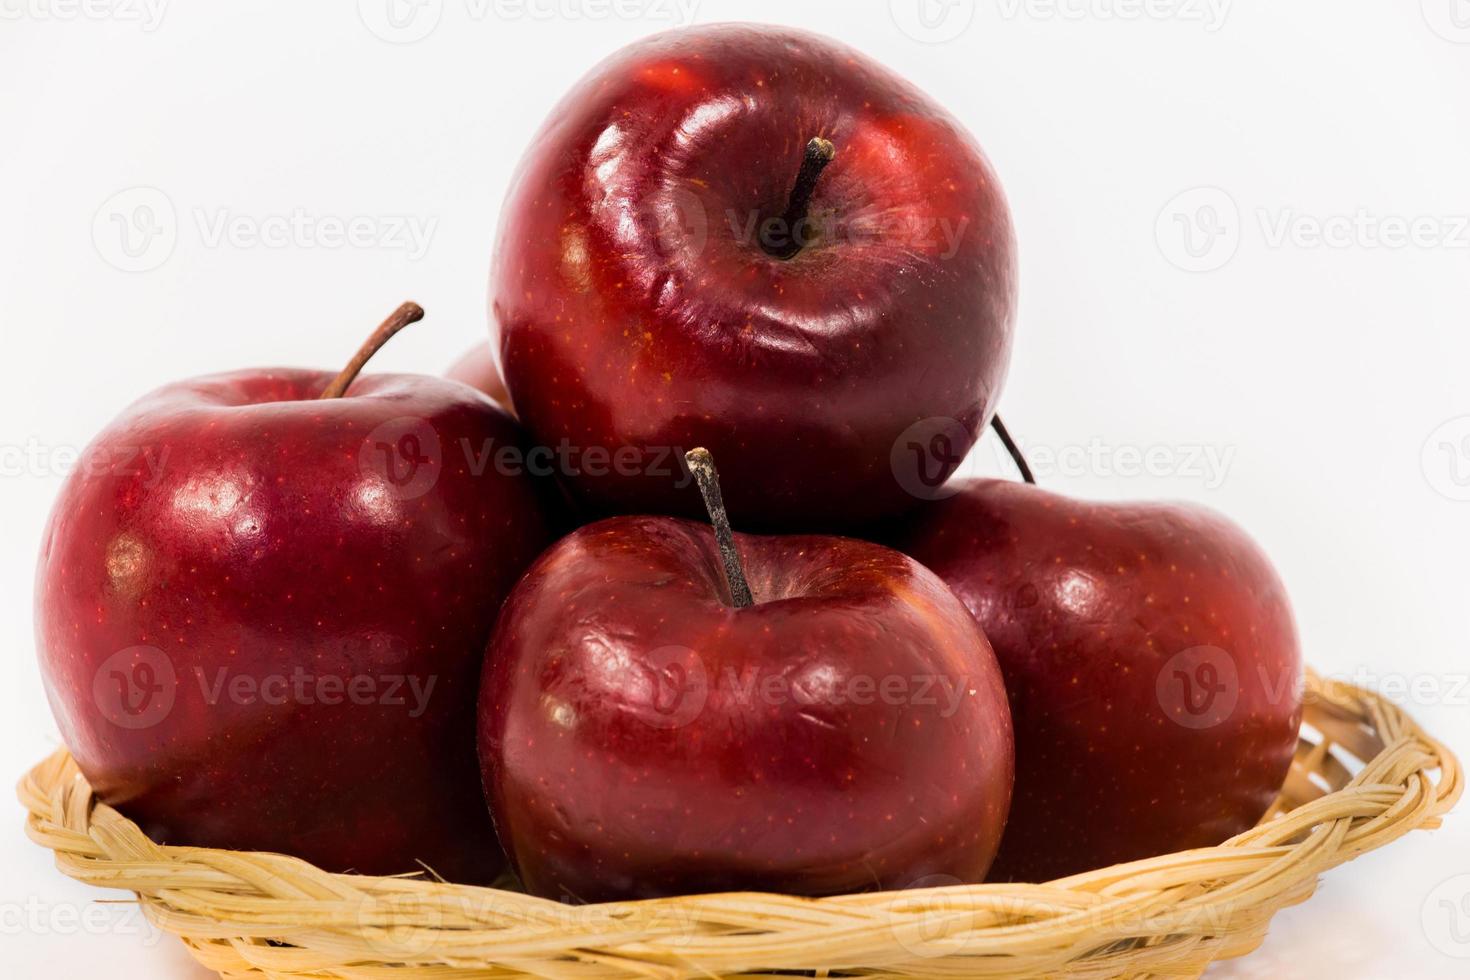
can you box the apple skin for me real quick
[491,24,1016,531]
[478,516,1014,900]
[885,479,1303,882]
[446,342,511,409]
[36,369,559,882]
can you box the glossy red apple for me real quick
[478,451,1014,900]
[446,342,511,409]
[36,304,559,882]
[491,24,1017,530]
[887,478,1303,882]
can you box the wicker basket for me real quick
[19,669,1461,979]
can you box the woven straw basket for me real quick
[19,668,1461,979]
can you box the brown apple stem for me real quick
[683,448,755,608]
[318,301,425,399]
[770,136,836,260]
[991,415,1036,485]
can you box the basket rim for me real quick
[17,667,1463,979]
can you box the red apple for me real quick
[887,479,1303,882]
[36,304,559,882]
[491,24,1016,530]
[446,342,511,409]
[478,452,1014,900]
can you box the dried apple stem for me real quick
[991,415,1036,485]
[319,301,424,399]
[684,448,754,609]
[768,136,835,259]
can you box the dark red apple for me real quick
[446,342,511,409]
[478,451,1014,900]
[36,304,559,882]
[887,478,1303,882]
[491,24,1016,530]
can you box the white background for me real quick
[2,2,1468,977]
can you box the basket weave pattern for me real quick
[19,670,1461,979]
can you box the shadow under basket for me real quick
[19,669,1462,979]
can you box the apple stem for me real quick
[683,448,755,609]
[769,137,836,260]
[991,415,1036,485]
[318,301,425,399]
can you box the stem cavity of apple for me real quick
[318,301,425,399]
[683,448,756,609]
[765,136,836,260]
[990,415,1036,485]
